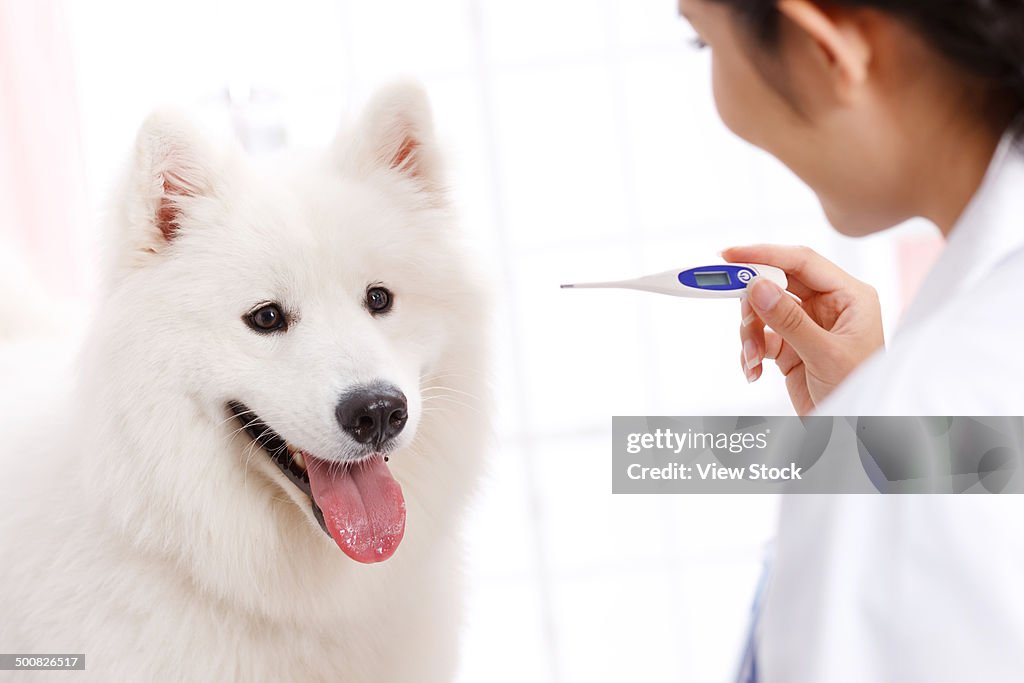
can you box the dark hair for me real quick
[709,0,1024,129]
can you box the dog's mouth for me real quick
[228,401,406,563]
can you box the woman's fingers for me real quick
[741,297,756,328]
[746,277,830,360]
[739,298,765,381]
[742,298,801,381]
[774,274,816,302]
[764,330,802,376]
[784,366,815,417]
[722,244,850,294]
[740,347,763,382]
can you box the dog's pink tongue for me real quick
[305,455,405,563]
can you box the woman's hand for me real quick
[722,245,884,415]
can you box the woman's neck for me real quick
[901,91,1013,236]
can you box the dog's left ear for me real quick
[340,81,444,191]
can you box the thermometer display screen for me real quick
[694,271,732,287]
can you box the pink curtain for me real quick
[896,232,944,314]
[0,0,87,296]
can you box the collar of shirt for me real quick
[898,130,1024,335]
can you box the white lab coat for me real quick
[757,132,1024,683]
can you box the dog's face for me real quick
[102,83,480,566]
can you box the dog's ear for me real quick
[340,81,444,191]
[126,110,219,252]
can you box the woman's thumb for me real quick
[746,278,827,358]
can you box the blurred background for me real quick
[0,1,943,680]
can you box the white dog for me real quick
[0,82,491,682]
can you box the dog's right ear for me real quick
[125,110,219,254]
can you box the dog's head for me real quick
[95,83,486,574]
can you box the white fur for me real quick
[0,82,491,682]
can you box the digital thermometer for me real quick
[560,263,788,299]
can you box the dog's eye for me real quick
[245,303,287,333]
[365,286,393,315]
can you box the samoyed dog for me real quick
[0,82,490,681]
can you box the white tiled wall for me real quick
[63,1,920,681]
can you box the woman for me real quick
[679,0,1024,680]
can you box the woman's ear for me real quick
[778,0,872,101]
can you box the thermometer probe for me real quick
[560,263,787,299]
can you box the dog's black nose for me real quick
[336,384,408,447]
